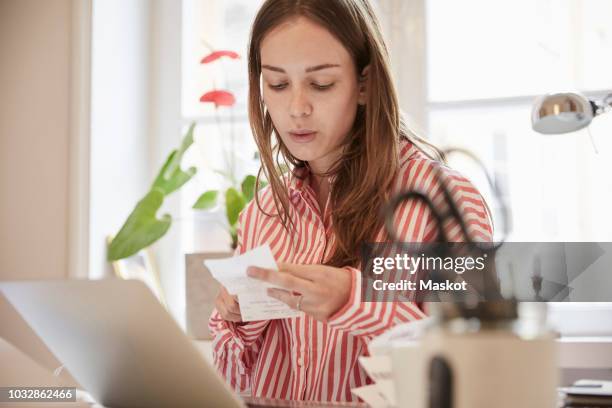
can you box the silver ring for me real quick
[295,294,303,311]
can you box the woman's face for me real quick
[260,17,365,173]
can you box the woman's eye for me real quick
[267,82,334,91]
[268,83,288,90]
[312,83,334,91]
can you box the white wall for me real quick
[0,0,183,370]
[89,0,153,279]
[148,0,184,327]
[89,0,185,326]
[0,0,79,380]
[88,0,185,327]
[0,0,72,281]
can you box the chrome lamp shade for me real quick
[531,92,596,134]
[532,92,612,135]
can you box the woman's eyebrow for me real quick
[261,63,341,73]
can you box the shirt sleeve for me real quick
[208,200,271,394]
[326,160,493,340]
[325,266,427,340]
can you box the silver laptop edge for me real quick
[1,279,246,408]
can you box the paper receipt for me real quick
[204,244,302,321]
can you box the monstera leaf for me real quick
[107,189,171,261]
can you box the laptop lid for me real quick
[1,279,245,408]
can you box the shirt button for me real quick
[297,357,303,366]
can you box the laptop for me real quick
[3,279,317,408]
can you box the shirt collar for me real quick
[287,165,308,196]
[286,137,418,195]
[399,137,422,164]
[287,165,338,197]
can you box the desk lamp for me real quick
[531,91,612,134]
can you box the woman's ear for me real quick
[358,65,370,105]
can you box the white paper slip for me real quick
[350,384,391,408]
[238,291,303,321]
[204,244,278,294]
[560,379,612,396]
[358,356,396,406]
[368,318,430,356]
[204,244,302,321]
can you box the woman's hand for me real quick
[215,285,242,322]
[246,262,352,322]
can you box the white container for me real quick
[392,302,559,408]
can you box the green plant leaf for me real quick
[229,224,238,250]
[165,122,195,179]
[225,187,246,227]
[151,123,197,196]
[193,190,219,209]
[151,150,197,195]
[241,175,256,201]
[107,189,171,261]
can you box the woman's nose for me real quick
[289,90,312,118]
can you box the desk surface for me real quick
[244,397,366,407]
[63,395,367,408]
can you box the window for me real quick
[420,0,612,335]
[180,0,264,254]
[424,0,612,242]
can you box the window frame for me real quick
[378,0,612,337]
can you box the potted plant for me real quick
[107,47,259,261]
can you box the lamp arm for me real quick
[595,93,612,115]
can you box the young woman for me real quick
[209,0,492,402]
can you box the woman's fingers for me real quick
[267,288,306,311]
[219,286,241,314]
[223,310,242,322]
[247,266,314,293]
[216,286,242,322]
[277,262,318,281]
[220,285,233,298]
[224,294,241,315]
[218,302,242,322]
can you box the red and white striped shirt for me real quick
[209,138,493,402]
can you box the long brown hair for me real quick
[248,0,443,267]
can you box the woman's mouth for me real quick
[289,130,317,143]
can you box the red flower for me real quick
[201,50,240,64]
[200,90,236,107]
